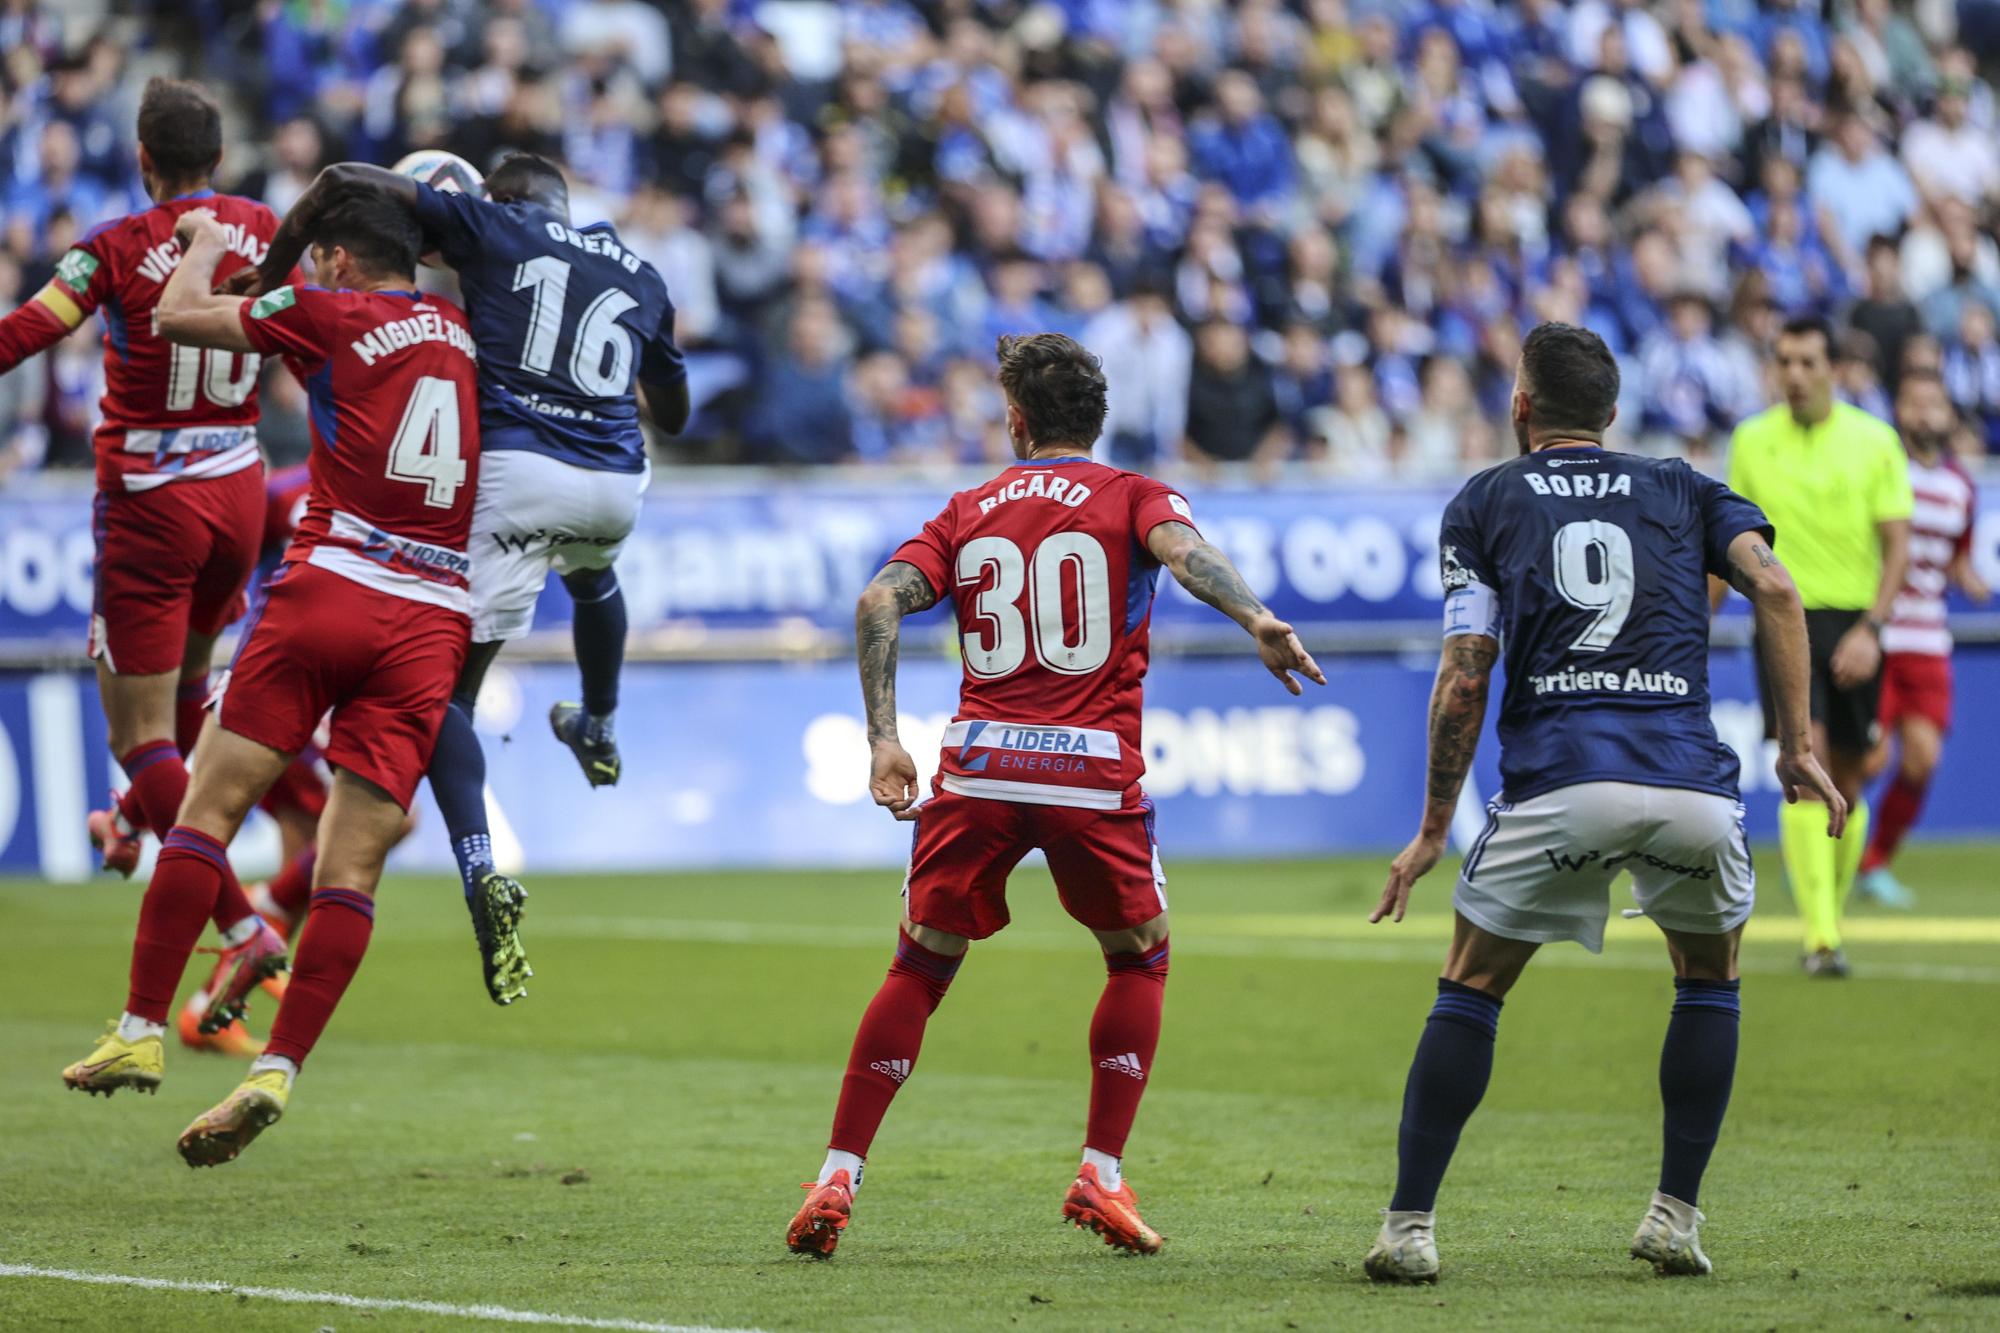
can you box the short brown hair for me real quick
[995,333,1108,449]
[137,78,222,184]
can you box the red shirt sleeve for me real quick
[238,284,332,374]
[1131,477,1198,546]
[888,500,957,599]
[0,240,112,371]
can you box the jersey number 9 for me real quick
[1551,519,1635,652]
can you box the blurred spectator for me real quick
[1836,330,1894,419]
[1900,60,1999,205]
[1807,114,1918,259]
[746,300,853,465]
[1402,358,1478,480]
[1313,362,1394,478]
[1943,300,2000,449]
[1849,236,1925,389]
[1637,292,1743,453]
[561,0,672,88]
[1085,276,1191,470]
[1183,321,1284,471]
[1272,323,1335,455]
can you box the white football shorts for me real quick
[470,449,648,643]
[1452,781,1755,953]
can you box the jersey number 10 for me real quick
[165,343,259,411]
[958,533,1112,678]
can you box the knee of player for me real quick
[1900,735,1942,783]
[560,565,618,602]
[1097,910,1169,960]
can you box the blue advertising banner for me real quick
[6,649,1997,879]
[6,477,1998,649]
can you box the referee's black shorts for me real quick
[1757,608,1882,755]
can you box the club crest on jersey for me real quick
[55,249,99,294]
[250,287,298,320]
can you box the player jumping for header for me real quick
[0,78,292,1040]
[1361,323,1845,1282]
[247,152,691,1006]
[62,192,480,1167]
[784,333,1325,1258]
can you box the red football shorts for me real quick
[216,562,468,810]
[901,788,1167,941]
[89,466,263,676]
[258,751,330,821]
[1879,651,1953,733]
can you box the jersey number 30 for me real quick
[386,376,466,508]
[957,533,1112,678]
[1551,519,1635,651]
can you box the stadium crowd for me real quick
[5,0,2000,478]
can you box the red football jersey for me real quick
[238,284,480,614]
[890,456,1195,810]
[1885,455,1977,657]
[52,190,283,493]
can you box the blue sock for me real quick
[564,569,626,725]
[425,697,492,900]
[1658,978,1741,1207]
[1389,978,1503,1213]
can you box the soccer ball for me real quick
[391,151,483,268]
[391,149,484,197]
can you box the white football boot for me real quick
[1630,1190,1712,1275]
[1364,1208,1440,1283]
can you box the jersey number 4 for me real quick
[1551,519,1635,651]
[513,256,637,396]
[957,533,1112,678]
[386,376,467,508]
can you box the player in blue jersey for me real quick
[1359,323,1847,1283]
[249,153,689,1005]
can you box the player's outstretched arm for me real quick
[157,211,257,354]
[0,277,89,374]
[1372,633,1497,924]
[1146,520,1326,694]
[855,561,938,821]
[1727,530,1848,836]
[246,163,418,296]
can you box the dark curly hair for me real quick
[996,333,1109,450]
[137,78,222,185]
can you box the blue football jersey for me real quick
[412,184,685,474]
[1438,447,1772,801]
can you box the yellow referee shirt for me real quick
[1726,401,1914,610]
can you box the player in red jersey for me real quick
[0,78,290,1018]
[1856,368,1989,907]
[61,192,480,1171]
[786,334,1324,1258]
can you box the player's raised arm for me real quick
[0,249,104,373]
[247,162,418,296]
[1145,520,1324,694]
[1724,530,1848,835]
[156,210,257,353]
[855,561,939,820]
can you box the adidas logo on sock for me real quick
[869,1058,912,1084]
[1098,1052,1146,1080]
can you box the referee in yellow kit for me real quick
[1724,316,1912,976]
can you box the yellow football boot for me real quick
[177,1068,289,1168]
[62,1022,164,1097]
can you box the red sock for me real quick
[124,828,232,1023]
[268,846,316,920]
[1085,939,1169,1158]
[827,930,963,1156]
[175,675,210,755]
[119,741,186,837]
[1862,774,1929,873]
[265,889,375,1067]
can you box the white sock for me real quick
[819,1149,864,1191]
[1082,1147,1122,1190]
[250,1053,298,1086]
[217,915,262,947]
[116,1012,165,1042]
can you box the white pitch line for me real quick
[0,1264,766,1333]
[535,915,2000,985]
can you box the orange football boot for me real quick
[787,1169,854,1257]
[87,797,142,878]
[1062,1162,1164,1254]
[177,1003,265,1057]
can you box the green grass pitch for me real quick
[1,845,1997,1330]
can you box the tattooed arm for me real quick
[1146,521,1327,694]
[1726,530,1847,833]
[1371,633,1498,924]
[855,560,938,820]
